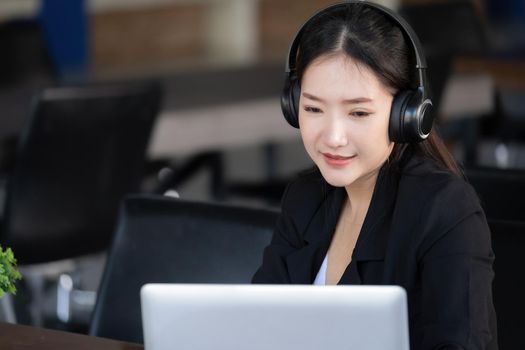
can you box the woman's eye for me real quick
[304,106,322,113]
[351,111,370,118]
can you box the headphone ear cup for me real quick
[389,90,412,143]
[281,74,300,128]
[390,89,434,143]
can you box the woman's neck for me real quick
[344,171,379,219]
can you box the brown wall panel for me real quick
[259,0,338,63]
[91,4,207,75]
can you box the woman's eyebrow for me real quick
[302,92,373,104]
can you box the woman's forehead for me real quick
[302,54,391,99]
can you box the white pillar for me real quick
[206,0,259,66]
[0,0,39,19]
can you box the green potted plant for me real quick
[0,246,22,323]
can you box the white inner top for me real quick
[313,254,328,285]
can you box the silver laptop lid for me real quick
[141,284,409,350]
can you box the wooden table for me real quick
[0,322,143,350]
[147,55,525,158]
[149,98,300,158]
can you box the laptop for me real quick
[141,284,410,350]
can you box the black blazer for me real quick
[252,154,497,350]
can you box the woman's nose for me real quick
[322,116,348,148]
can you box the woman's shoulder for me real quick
[283,166,324,199]
[397,155,484,233]
[401,156,475,191]
[395,156,494,266]
[280,167,328,215]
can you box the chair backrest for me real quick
[0,19,55,87]
[0,19,57,143]
[465,166,525,222]
[488,219,525,350]
[399,0,489,114]
[399,0,488,56]
[0,83,162,264]
[89,195,277,343]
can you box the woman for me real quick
[252,2,497,350]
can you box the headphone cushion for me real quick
[281,75,300,128]
[390,89,433,143]
[389,90,412,142]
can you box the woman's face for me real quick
[298,54,395,189]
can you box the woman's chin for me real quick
[318,170,356,188]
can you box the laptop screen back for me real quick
[141,284,409,350]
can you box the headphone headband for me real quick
[285,0,427,88]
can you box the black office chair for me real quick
[400,0,491,165]
[89,195,277,343]
[465,166,525,222]
[488,219,525,350]
[400,1,489,54]
[0,19,57,174]
[0,82,162,264]
[400,0,489,113]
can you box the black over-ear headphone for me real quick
[281,0,434,143]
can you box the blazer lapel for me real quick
[285,186,346,284]
[339,166,400,284]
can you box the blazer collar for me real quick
[313,164,399,251]
[285,164,400,284]
[285,182,344,284]
[351,166,398,262]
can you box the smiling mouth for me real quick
[322,153,356,160]
[321,152,357,167]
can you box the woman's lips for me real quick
[322,153,356,167]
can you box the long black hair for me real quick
[295,3,462,176]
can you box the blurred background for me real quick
[0,0,524,344]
